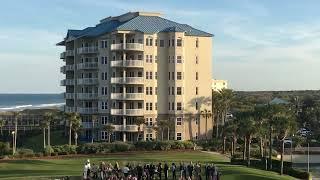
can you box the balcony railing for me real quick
[81,122,97,129]
[60,79,75,86]
[65,106,76,112]
[77,78,98,85]
[110,43,144,51]
[77,62,98,70]
[60,65,75,73]
[78,107,98,114]
[77,93,98,100]
[66,50,75,56]
[60,52,66,59]
[110,60,144,68]
[77,46,98,54]
[110,93,144,100]
[64,93,75,99]
[110,109,144,116]
[113,125,139,132]
[111,77,144,84]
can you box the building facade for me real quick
[212,79,228,92]
[58,12,213,142]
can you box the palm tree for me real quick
[0,118,4,136]
[43,112,55,147]
[66,112,81,145]
[12,111,21,154]
[71,114,81,146]
[212,91,222,138]
[91,115,98,143]
[223,117,240,156]
[135,117,145,142]
[103,124,115,143]
[39,120,47,149]
[201,109,212,140]
[157,120,167,141]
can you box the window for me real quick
[177,72,182,80]
[176,133,182,140]
[101,87,107,95]
[138,54,143,60]
[146,38,153,46]
[195,132,198,140]
[146,87,149,95]
[177,102,182,111]
[101,56,108,64]
[168,72,170,80]
[146,118,153,126]
[146,72,149,79]
[172,102,175,110]
[196,56,198,64]
[146,133,153,141]
[138,102,143,109]
[195,117,199,125]
[149,38,153,46]
[196,87,198,95]
[195,102,199,110]
[100,40,108,48]
[146,103,149,110]
[155,39,158,46]
[101,131,108,140]
[138,87,143,93]
[149,87,153,95]
[172,72,175,80]
[101,72,107,80]
[160,40,164,47]
[177,87,182,95]
[101,116,108,125]
[177,38,182,46]
[176,117,182,126]
[150,103,153,110]
[196,72,198,80]
[101,101,108,110]
[146,55,149,63]
[177,56,182,63]
[168,39,171,47]
[145,38,149,46]
[150,55,153,63]
[155,87,158,95]
[168,102,171,110]
[150,72,153,79]
[196,38,199,48]
[155,72,158,79]
[155,102,158,110]
[171,39,175,46]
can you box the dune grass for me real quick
[0,151,295,179]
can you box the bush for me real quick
[0,142,11,156]
[16,148,34,158]
[52,145,77,155]
[44,146,54,156]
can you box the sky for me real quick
[0,0,320,93]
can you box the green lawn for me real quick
[0,151,295,180]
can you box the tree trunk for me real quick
[216,114,219,138]
[161,130,164,141]
[75,132,78,146]
[247,136,251,167]
[231,140,234,156]
[168,127,170,141]
[243,136,247,161]
[260,137,264,158]
[47,125,51,147]
[205,117,208,140]
[69,122,72,146]
[108,133,111,143]
[91,120,94,144]
[280,139,285,175]
[223,136,226,154]
[269,125,273,170]
[137,128,140,142]
[233,136,237,156]
[43,128,46,149]
[14,118,17,154]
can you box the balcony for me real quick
[110,109,144,116]
[77,78,98,85]
[60,50,75,59]
[77,62,98,70]
[60,65,75,73]
[110,43,144,51]
[110,93,144,100]
[60,52,66,59]
[60,79,75,86]
[81,122,97,129]
[78,107,98,114]
[111,77,144,84]
[77,93,98,100]
[64,93,75,99]
[77,46,98,54]
[110,60,144,68]
[113,125,139,132]
[65,106,76,112]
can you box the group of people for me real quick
[83,159,221,180]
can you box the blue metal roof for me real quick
[65,15,212,40]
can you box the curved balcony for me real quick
[110,93,144,100]
[64,93,75,99]
[110,60,144,68]
[77,78,98,85]
[60,65,75,73]
[60,52,66,59]
[60,79,75,86]
[78,107,98,114]
[77,46,98,54]
[111,77,144,84]
[110,109,144,116]
[60,50,75,59]
[77,93,98,100]
[113,125,139,132]
[110,43,144,51]
[77,62,98,70]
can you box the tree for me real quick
[71,114,81,146]
[39,120,47,149]
[43,112,55,147]
[66,112,81,145]
[91,115,98,143]
[223,117,240,156]
[103,124,115,143]
[201,109,212,140]
[12,111,21,154]
[135,117,145,142]
[0,118,4,136]
[157,120,168,141]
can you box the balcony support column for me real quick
[122,33,126,49]
[123,116,127,142]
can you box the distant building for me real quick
[269,97,290,105]
[212,79,227,91]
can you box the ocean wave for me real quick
[0,103,65,112]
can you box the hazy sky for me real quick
[0,0,320,93]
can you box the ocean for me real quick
[0,94,65,111]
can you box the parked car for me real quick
[297,128,312,137]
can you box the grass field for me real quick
[0,151,295,180]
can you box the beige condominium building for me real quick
[57,12,213,142]
[212,79,228,91]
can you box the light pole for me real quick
[11,131,15,155]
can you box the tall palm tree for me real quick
[67,112,81,145]
[71,113,81,146]
[103,124,115,143]
[201,109,212,140]
[0,118,4,136]
[91,115,98,143]
[12,111,21,154]
[39,120,47,149]
[157,120,167,141]
[135,116,145,142]
[43,112,55,147]
[212,91,222,138]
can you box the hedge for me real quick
[0,142,10,156]
[231,158,311,179]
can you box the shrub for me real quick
[16,148,34,158]
[155,141,172,151]
[171,141,185,150]
[183,141,195,149]
[0,142,11,156]
[52,145,77,155]
[44,146,54,156]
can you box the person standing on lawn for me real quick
[157,162,162,179]
[171,163,177,180]
[164,162,169,180]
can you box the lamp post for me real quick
[11,131,15,155]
